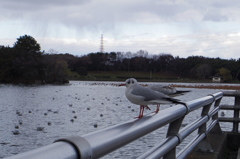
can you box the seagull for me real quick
[147,84,190,112]
[122,78,183,118]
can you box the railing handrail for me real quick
[5,91,240,159]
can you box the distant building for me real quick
[212,76,222,83]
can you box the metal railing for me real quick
[219,91,240,132]
[4,91,240,159]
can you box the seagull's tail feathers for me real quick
[176,90,191,94]
[166,97,186,105]
[168,90,191,97]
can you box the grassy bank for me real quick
[68,71,213,83]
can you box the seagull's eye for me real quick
[127,81,130,84]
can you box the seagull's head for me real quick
[125,78,138,87]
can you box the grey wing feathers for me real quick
[148,85,176,95]
[131,85,178,102]
[148,85,191,97]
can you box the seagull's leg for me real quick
[135,105,142,119]
[141,106,144,117]
[135,105,145,118]
[156,104,160,113]
[153,104,160,113]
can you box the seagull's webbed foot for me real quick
[134,114,144,119]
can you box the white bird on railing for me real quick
[120,78,183,118]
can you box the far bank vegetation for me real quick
[1,35,240,84]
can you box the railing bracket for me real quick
[55,136,92,159]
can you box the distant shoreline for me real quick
[1,80,239,90]
[171,84,240,90]
[83,81,240,90]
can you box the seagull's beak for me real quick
[119,83,126,87]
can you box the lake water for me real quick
[0,81,236,158]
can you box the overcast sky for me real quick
[1,0,240,59]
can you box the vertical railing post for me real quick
[163,116,185,159]
[212,98,222,120]
[233,96,240,132]
[196,98,214,152]
[199,102,212,133]
[211,97,223,134]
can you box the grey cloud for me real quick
[211,0,240,8]
[2,0,90,9]
[1,0,240,60]
[1,0,238,27]
[203,13,228,22]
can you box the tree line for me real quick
[68,51,240,82]
[1,35,240,84]
[0,35,69,84]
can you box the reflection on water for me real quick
[0,81,236,158]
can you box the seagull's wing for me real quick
[131,84,179,104]
[148,85,177,95]
[148,84,191,97]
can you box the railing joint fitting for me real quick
[208,94,216,103]
[176,134,183,145]
[55,136,92,159]
[199,131,207,137]
[180,102,190,115]
[207,114,211,120]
